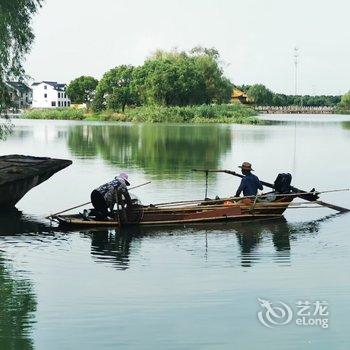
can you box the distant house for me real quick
[6,81,32,109]
[31,81,71,108]
[231,88,249,104]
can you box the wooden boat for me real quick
[50,195,297,228]
[48,168,348,229]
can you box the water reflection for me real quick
[0,256,36,350]
[67,124,232,177]
[88,230,134,270]
[0,210,51,236]
[0,211,41,349]
[342,121,350,130]
[79,215,339,270]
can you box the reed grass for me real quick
[23,103,260,124]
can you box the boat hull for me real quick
[52,196,294,228]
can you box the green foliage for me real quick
[190,46,233,103]
[0,0,43,139]
[290,95,340,107]
[247,84,273,105]
[0,0,43,113]
[235,84,251,93]
[132,53,206,106]
[340,91,350,108]
[92,47,233,111]
[66,76,98,103]
[23,108,85,120]
[122,104,258,123]
[93,65,137,112]
[244,84,341,107]
[23,104,259,124]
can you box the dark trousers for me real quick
[91,190,109,220]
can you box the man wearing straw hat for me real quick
[235,162,263,198]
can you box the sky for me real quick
[25,0,350,95]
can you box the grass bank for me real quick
[23,104,260,124]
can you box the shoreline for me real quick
[21,104,261,125]
[8,105,350,124]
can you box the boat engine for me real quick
[274,173,292,193]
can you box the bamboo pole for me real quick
[132,201,319,214]
[315,201,350,213]
[152,188,349,207]
[46,181,151,219]
[193,168,350,212]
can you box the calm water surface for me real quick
[0,115,350,349]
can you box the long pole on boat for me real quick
[152,188,349,208]
[192,169,350,213]
[46,181,152,218]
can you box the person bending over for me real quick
[91,172,132,221]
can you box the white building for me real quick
[31,81,71,108]
[6,81,32,109]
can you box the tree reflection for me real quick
[0,258,36,350]
[0,211,48,349]
[67,124,232,178]
[341,121,350,130]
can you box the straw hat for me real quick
[238,162,254,171]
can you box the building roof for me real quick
[32,81,67,91]
[6,81,32,93]
[232,88,248,99]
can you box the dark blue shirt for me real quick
[235,173,263,197]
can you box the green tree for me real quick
[93,65,137,112]
[190,46,233,103]
[93,48,232,111]
[66,76,98,104]
[132,52,207,106]
[0,0,43,138]
[132,48,232,106]
[272,93,287,106]
[340,91,350,108]
[247,84,273,105]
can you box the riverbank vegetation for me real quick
[335,91,350,114]
[238,84,342,107]
[23,47,258,124]
[64,50,348,121]
[88,47,234,112]
[0,0,43,138]
[23,103,259,124]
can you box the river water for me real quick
[0,115,350,349]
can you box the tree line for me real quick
[238,84,343,107]
[67,47,233,112]
[68,70,349,111]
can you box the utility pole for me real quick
[292,47,299,176]
[294,47,299,95]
